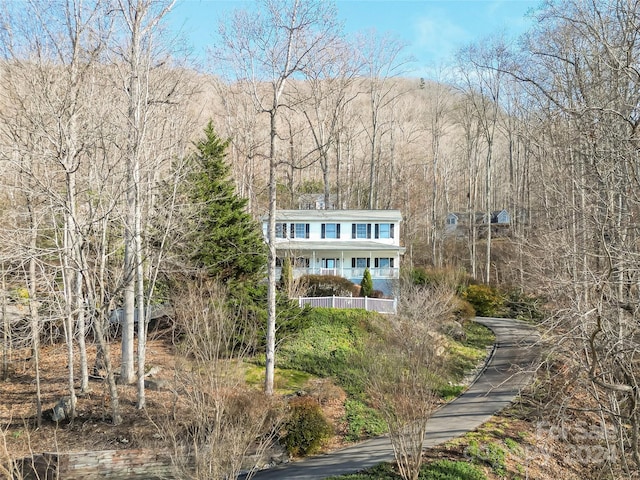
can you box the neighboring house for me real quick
[445,209,510,237]
[445,211,488,237]
[297,193,337,210]
[491,209,510,225]
[262,209,405,295]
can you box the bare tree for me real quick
[456,36,511,283]
[505,0,640,473]
[216,0,341,395]
[163,278,283,480]
[353,31,411,209]
[367,284,455,480]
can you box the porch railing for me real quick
[298,296,397,314]
[277,267,399,279]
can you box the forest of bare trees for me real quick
[1,0,640,476]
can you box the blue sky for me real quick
[168,0,539,76]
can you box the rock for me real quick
[144,378,168,391]
[50,396,76,422]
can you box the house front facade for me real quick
[262,209,405,295]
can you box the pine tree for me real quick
[279,257,294,297]
[176,122,267,282]
[360,268,373,297]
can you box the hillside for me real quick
[0,310,602,480]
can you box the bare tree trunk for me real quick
[27,204,42,427]
[1,266,8,381]
[265,110,278,395]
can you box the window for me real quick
[290,223,310,239]
[446,216,457,225]
[375,223,394,239]
[321,223,340,239]
[351,257,370,268]
[276,223,287,238]
[292,257,310,267]
[374,257,394,268]
[322,258,338,268]
[352,223,371,239]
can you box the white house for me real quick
[262,209,405,295]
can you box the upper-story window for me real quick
[321,223,340,239]
[352,223,372,239]
[276,222,287,238]
[290,223,310,239]
[375,223,394,239]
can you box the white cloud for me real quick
[412,10,470,64]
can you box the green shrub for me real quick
[282,396,333,456]
[343,399,387,441]
[421,459,487,480]
[326,463,401,479]
[503,288,545,322]
[303,274,358,297]
[462,284,506,317]
[452,297,476,322]
[409,266,468,289]
[276,309,377,398]
[279,257,294,294]
[360,268,373,297]
[466,440,507,476]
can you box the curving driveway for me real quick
[249,317,541,480]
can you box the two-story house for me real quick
[262,209,405,295]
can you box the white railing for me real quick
[278,267,400,279]
[298,296,397,314]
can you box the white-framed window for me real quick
[321,223,340,239]
[276,222,287,238]
[351,257,370,268]
[375,223,394,239]
[446,216,457,225]
[322,258,338,268]
[374,257,394,268]
[291,223,310,239]
[352,223,371,239]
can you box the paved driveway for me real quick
[249,317,541,480]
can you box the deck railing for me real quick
[298,296,397,314]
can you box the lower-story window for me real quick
[352,257,370,268]
[374,257,394,268]
[322,258,339,269]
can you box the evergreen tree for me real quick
[279,257,294,297]
[175,122,267,282]
[360,268,373,297]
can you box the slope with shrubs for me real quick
[273,303,496,452]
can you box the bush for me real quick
[343,399,387,441]
[462,284,506,317]
[282,396,333,456]
[421,459,487,480]
[302,274,358,297]
[360,268,373,297]
[409,266,468,289]
[466,440,507,476]
[451,297,476,322]
[503,287,545,322]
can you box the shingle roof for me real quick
[263,209,403,222]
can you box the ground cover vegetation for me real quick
[1,0,639,477]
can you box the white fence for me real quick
[298,296,397,314]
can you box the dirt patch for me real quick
[1,338,176,457]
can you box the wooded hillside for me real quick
[0,0,639,476]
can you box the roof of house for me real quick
[264,209,403,222]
